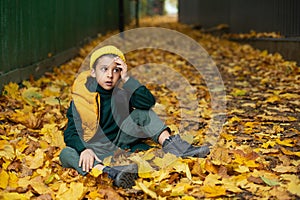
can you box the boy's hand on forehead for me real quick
[114,57,129,82]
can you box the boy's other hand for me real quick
[79,149,102,172]
[114,57,129,82]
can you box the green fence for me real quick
[0,0,131,90]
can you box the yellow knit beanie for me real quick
[89,45,126,69]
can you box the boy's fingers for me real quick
[89,157,93,170]
[79,156,82,167]
[95,155,102,163]
[82,162,85,171]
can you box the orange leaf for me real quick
[204,160,218,174]
[210,147,232,165]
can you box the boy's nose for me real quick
[107,70,113,77]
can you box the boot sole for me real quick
[114,164,139,188]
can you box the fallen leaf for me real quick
[89,168,102,178]
[287,181,300,197]
[26,148,44,169]
[201,185,226,198]
[98,187,123,200]
[276,138,295,147]
[30,176,53,195]
[0,192,28,200]
[2,82,20,99]
[0,170,9,189]
[231,89,247,97]
[260,176,280,186]
[0,144,15,160]
[56,182,85,200]
[130,155,155,178]
[136,181,157,199]
[272,165,298,173]
[21,87,43,106]
[210,147,232,165]
[280,147,300,157]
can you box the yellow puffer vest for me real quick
[71,70,100,142]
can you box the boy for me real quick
[59,45,210,188]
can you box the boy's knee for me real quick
[59,147,79,167]
[130,109,152,126]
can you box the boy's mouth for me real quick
[105,81,113,86]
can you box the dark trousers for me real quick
[59,109,167,175]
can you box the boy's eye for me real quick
[100,67,108,72]
[113,68,121,73]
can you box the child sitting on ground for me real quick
[59,45,210,188]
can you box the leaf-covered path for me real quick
[0,16,299,199]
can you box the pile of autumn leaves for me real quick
[1,17,300,199]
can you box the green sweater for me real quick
[64,77,156,154]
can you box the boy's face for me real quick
[91,56,121,90]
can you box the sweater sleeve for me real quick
[122,77,156,109]
[63,102,86,154]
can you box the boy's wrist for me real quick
[122,76,130,83]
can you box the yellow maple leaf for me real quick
[57,182,85,200]
[261,140,276,149]
[136,181,157,199]
[228,116,241,124]
[88,190,104,199]
[0,140,8,149]
[201,185,226,198]
[265,95,280,103]
[2,82,20,99]
[170,182,192,196]
[251,169,279,183]
[203,173,222,186]
[272,165,297,173]
[280,147,300,157]
[152,170,170,182]
[30,176,53,195]
[185,163,192,181]
[130,155,155,178]
[280,174,300,182]
[0,192,28,200]
[40,124,65,149]
[222,177,243,193]
[280,93,300,99]
[0,170,9,189]
[21,87,43,106]
[26,148,44,169]
[231,89,247,97]
[103,155,112,166]
[16,138,29,153]
[0,144,15,160]
[234,165,250,173]
[153,153,178,169]
[142,149,156,161]
[276,138,295,147]
[182,196,196,200]
[280,173,300,196]
[17,176,31,188]
[8,172,18,188]
[233,152,259,168]
[37,167,51,178]
[43,96,61,106]
[220,132,235,140]
[90,168,103,178]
